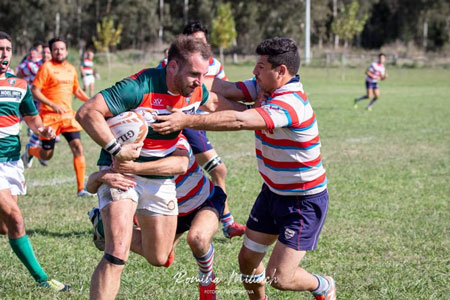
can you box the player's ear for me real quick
[278,64,288,78]
[167,59,179,73]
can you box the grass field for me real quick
[0,63,449,299]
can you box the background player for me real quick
[21,37,92,196]
[80,50,96,97]
[354,53,388,111]
[0,31,71,292]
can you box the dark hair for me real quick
[168,35,211,66]
[48,37,67,51]
[256,37,300,75]
[0,31,12,43]
[183,21,208,38]
[379,53,385,58]
[33,41,45,48]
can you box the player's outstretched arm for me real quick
[200,91,247,113]
[86,170,136,193]
[111,147,189,176]
[153,107,267,135]
[211,78,246,101]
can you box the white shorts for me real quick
[82,75,95,87]
[97,173,178,216]
[0,160,26,195]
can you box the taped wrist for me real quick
[104,138,122,157]
[201,155,222,174]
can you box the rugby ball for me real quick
[133,107,157,125]
[106,111,148,145]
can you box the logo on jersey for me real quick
[249,213,259,223]
[167,200,175,210]
[284,228,295,240]
[184,97,190,104]
[152,98,163,106]
[8,79,15,86]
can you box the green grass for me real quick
[0,63,449,299]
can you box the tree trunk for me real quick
[219,47,224,65]
[158,0,164,42]
[333,0,338,49]
[423,19,428,50]
[106,49,111,80]
[184,0,189,24]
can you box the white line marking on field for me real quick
[346,136,374,143]
[27,177,74,188]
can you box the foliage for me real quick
[331,0,368,48]
[211,3,237,61]
[92,17,123,52]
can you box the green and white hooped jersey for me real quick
[0,74,38,162]
[97,67,209,178]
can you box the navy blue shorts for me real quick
[366,80,378,90]
[182,129,213,155]
[246,184,329,251]
[176,186,226,234]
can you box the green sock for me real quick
[9,235,49,283]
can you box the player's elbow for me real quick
[175,157,190,175]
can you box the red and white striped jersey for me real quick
[175,135,213,216]
[366,62,385,83]
[238,76,327,196]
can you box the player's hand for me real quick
[51,103,69,114]
[111,157,138,174]
[115,142,143,161]
[254,90,269,108]
[38,126,56,139]
[100,171,136,190]
[153,107,188,135]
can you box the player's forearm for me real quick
[135,157,189,176]
[86,171,104,193]
[22,115,43,134]
[185,111,246,131]
[201,92,247,113]
[211,79,245,101]
[74,87,89,102]
[76,108,114,148]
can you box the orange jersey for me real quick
[33,60,80,115]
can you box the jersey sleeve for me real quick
[255,99,303,130]
[236,78,259,102]
[100,77,144,116]
[19,87,38,117]
[32,63,48,89]
[199,84,210,106]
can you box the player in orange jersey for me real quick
[21,37,92,197]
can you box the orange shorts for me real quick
[40,111,82,140]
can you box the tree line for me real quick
[1,0,449,55]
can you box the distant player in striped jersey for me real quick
[154,37,336,300]
[77,35,245,300]
[80,50,96,97]
[0,31,71,292]
[86,134,225,299]
[181,21,245,239]
[354,53,388,111]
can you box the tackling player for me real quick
[0,31,71,292]
[87,134,225,299]
[21,37,92,196]
[354,53,388,111]
[153,37,336,300]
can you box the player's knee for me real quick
[266,267,290,290]
[40,149,53,160]
[145,252,171,267]
[187,230,210,252]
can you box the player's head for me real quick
[167,35,211,97]
[29,46,41,61]
[49,37,68,63]
[253,37,300,93]
[0,31,12,75]
[163,48,169,58]
[86,50,94,60]
[33,41,44,58]
[43,45,51,62]
[378,53,386,64]
[183,21,208,43]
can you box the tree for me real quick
[92,17,123,77]
[331,0,368,48]
[211,2,237,63]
